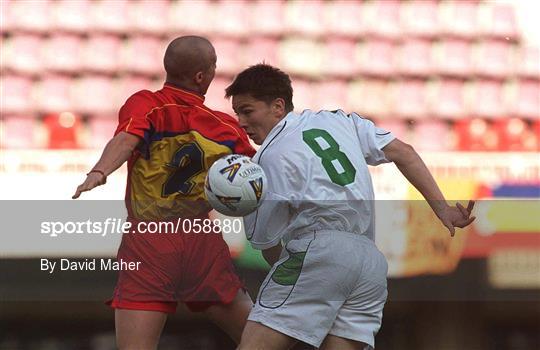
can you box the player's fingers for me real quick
[467,200,475,213]
[72,186,83,199]
[456,202,468,217]
[444,221,455,237]
[457,216,476,228]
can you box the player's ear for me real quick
[271,98,286,116]
[194,71,204,84]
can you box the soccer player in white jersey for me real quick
[225,64,475,350]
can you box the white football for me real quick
[205,154,267,217]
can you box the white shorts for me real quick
[248,230,388,349]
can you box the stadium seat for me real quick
[82,35,121,73]
[322,38,358,78]
[285,0,324,37]
[439,0,479,39]
[401,0,439,38]
[467,79,506,118]
[356,39,396,77]
[87,116,117,149]
[204,77,234,114]
[434,39,473,77]
[410,119,453,151]
[43,34,83,73]
[34,75,72,113]
[211,38,243,75]
[168,0,213,34]
[494,118,537,152]
[455,118,499,151]
[279,38,322,77]
[390,79,429,118]
[347,79,391,118]
[314,80,348,111]
[428,79,467,119]
[323,0,364,38]
[44,112,82,149]
[214,0,249,37]
[1,75,34,114]
[507,79,540,118]
[52,0,90,33]
[0,0,12,32]
[473,39,514,78]
[129,0,169,35]
[243,37,280,67]
[1,115,37,149]
[121,36,164,75]
[397,38,434,76]
[71,76,115,114]
[517,46,540,78]
[364,0,401,39]
[2,35,43,75]
[114,76,153,108]
[250,0,284,36]
[292,79,314,111]
[479,2,518,39]
[90,0,129,34]
[10,0,50,32]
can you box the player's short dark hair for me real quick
[225,64,294,112]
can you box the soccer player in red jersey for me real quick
[73,36,255,349]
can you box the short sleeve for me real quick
[351,113,395,166]
[115,91,153,140]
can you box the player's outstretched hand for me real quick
[72,172,107,199]
[438,200,476,237]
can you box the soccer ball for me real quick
[205,154,267,217]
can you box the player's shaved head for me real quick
[164,36,216,83]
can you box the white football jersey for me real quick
[244,109,395,249]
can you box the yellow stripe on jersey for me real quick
[129,130,233,220]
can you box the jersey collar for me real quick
[258,111,296,151]
[163,83,205,106]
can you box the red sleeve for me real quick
[115,91,154,140]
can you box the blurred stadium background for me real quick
[0,0,539,349]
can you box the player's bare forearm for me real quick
[382,139,449,215]
[72,132,141,199]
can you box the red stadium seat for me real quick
[292,79,315,111]
[211,38,243,75]
[52,0,90,33]
[279,38,322,77]
[401,0,439,38]
[90,0,129,34]
[205,77,234,114]
[494,118,538,151]
[364,0,401,39]
[324,0,365,38]
[0,75,34,114]
[34,75,72,113]
[114,76,153,108]
[347,79,391,118]
[397,38,434,76]
[356,39,396,77]
[2,35,43,75]
[168,0,213,34]
[71,76,115,114]
[1,115,37,149]
[473,39,514,78]
[455,118,499,151]
[285,0,324,37]
[411,119,452,151]
[439,0,479,39]
[517,46,540,78]
[390,79,429,119]
[322,38,358,78]
[468,79,506,118]
[43,34,83,73]
[121,36,163,75]
[250,0,285,36]
[507,79,540,118]
[82,35,122,73]
[130,0,169,35]
[434,39,473,77]
[10,0,50,32]
[429,79,467,119]
[87,116,118,148]
[243,37,280,67]
[214,0,249,37]
[314,80,348,111]
[44,112,82,149]
[479,2,518,39]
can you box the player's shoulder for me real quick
[123,89,158,109]
[197,105,242,127]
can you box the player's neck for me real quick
[165,79,204,97]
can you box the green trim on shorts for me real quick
[271,250,307,286]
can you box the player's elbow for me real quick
[384,139,417,165]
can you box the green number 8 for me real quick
[302,129,356,186]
